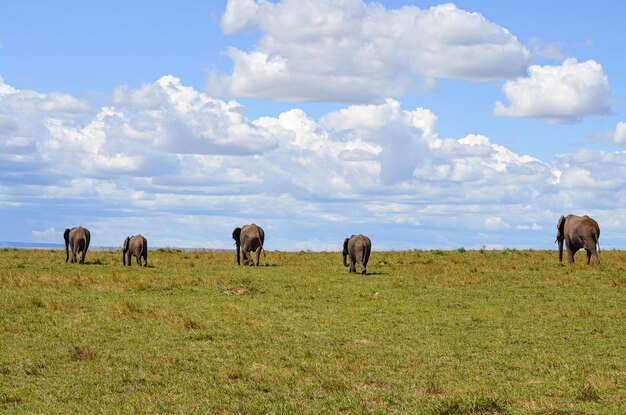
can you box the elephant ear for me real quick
[343,237,350,254]
[232,227,242,245]
[64,228,71,263]
[123,236,130,251]
[557,215,566,240]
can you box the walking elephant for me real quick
[64,226,91,264]
[232,224,265,266]
[123,235,148,267]
[556,214,600,265]
[343,234,371,275]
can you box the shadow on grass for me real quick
[83,259,105,265]
[432,396,507,415]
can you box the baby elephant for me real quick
[343,234,371,275]
[123,235,148,267]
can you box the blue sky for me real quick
[1,0,626,250]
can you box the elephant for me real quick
[64,226,91,264]
[123,235,148,267]
[343,234,371,275]
[556,214,600,265]
[232,224,265,266]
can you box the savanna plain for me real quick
[0,248,624,414]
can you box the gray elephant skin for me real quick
[123,235,148,267]
[556,214,600,265]
[343,234,371,275]
[232,224,265,266]
[64,226,91,264]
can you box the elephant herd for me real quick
[63,213,602,271]
[64,222,373,273]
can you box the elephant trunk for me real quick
[64,228,70,263]
[558,239,564,263]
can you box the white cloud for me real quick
[221,0,260,34]
[613,121,626,146]
[484,216,510,230]
[32,227,58,241]
[516,223,543,231]
[109,75,278,156]
[0,76,91,178]
[553,149,626,192]
[215,0,530,102]
[528,37,564,60]
[493,59,611,123]
[5,76,626,249]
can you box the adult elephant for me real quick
[556,214,600,265]
[343,234,371,275]
[64,226,91,264]
[123,235,148,267]
[232,224,265,266]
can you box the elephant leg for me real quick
[350,259,356,273]
[243,250,252,266]
[359,248,368,274]
[583,241,599,265]
[255,247,261,266]
[136,255,141,266]
[566,246,575,264]
[143,253,148,267]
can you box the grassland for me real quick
[0,248,624,414]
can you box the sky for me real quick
[1,0,626,251]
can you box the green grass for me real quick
[0,248,624,414]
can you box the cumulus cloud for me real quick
[493,59,611,123]
[528,37,564,60]
[215,0,530,102]
[553,149,626,193]
[484,216,510,230]
[1,76,280,184]
[32,227,58,241]
[3,76,623,249]
[0,76,92,180]
[613,121,626,146]
[516,223,543,231]
[109,75,278,156]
